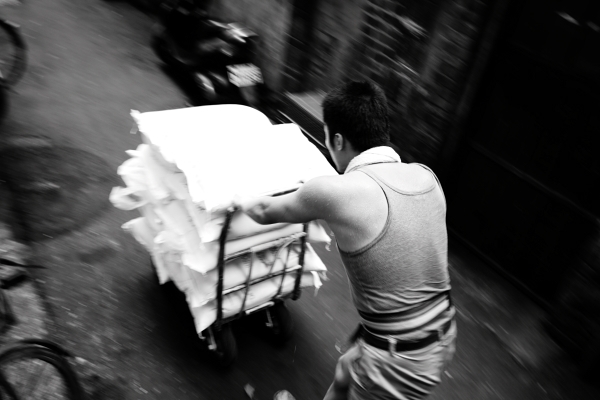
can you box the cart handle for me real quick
[292,223,309,300]
[215,207,236,329]
[229,182,304,211]
[260,182,303,198]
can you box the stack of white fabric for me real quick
[110,105,338,334]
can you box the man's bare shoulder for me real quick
[300,172,388,245]
[298,175,340,206]
[290,174,353,224]
[300,173,377,211]
[302,174,359,199]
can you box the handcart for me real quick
[155,188,309,367]
[120,105,336,367]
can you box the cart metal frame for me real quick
[202,188,309,365]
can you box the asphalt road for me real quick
[1,0,359,399]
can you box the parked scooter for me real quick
[152,0,279,116]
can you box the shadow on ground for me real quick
[0,141,118,242]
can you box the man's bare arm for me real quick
[237,176,337,225]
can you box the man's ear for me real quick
[334,133,344,151]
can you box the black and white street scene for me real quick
[0,0,599,399]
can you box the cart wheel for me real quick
[212,324,237,367]
[267,302,294,343]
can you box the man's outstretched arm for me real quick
[237,176,335,225]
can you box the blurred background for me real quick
[1,0,599,399]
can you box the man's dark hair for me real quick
[322,81,390,152]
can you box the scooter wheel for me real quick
[212,324,237,367]
[267,302,294,344]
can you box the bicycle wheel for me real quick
[0,19,27,88]
[0,340,84,400]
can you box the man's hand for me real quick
[231,194,258,212]
[232,194,271,224]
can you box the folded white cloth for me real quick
[113,105,337,333]
[134,205,329,273]
[113,145,333,274]
[123,216,326,334]
[190,271,321,333]
[112,143,328,244]
[131,105,338,211]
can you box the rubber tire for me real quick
[0,342,84,400]
[268,302,294,344]
[212,324,237,368]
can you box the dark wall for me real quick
[344,0,492,166]
[446,0,600,303]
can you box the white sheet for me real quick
[189,272,320,333]
[123,216,325,334]
[113,143,331,244]
[131,105,338,211]
[112,104,337,333]
[133,206,328,274]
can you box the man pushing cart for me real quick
[238,82,456,400]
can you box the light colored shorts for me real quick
[343,320,457,400]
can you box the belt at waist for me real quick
[358,292,453,335]
[358,318,452,352]
[358,291,452,323]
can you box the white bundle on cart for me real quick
[110,105,338,334]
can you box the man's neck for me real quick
[344,146,401,174]
[339,151,360,173]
